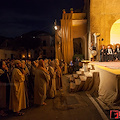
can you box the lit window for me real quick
[22,55,25,58]
[28,54,31,58]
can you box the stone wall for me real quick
[0,49,18,59]
[90,0,120,46]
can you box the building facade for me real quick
[38,34,55,59]
[55,10,87,63]
[88,0,120,60]
[56,0,120,62]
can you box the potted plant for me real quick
[62,9,66,14]
[70,8,73,13]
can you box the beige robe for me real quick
[55,65,62,90]
[48,66,56,98]
[63,62,68,74]
[34,68,50,105]
[0,69,6,108]
[9,68,26,112]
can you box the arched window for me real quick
[110,19,120,44]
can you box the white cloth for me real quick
[117,48,120,52]
[108,49,112,54]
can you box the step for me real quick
[69,76,74,82]
[79,76,87,81]
[70,82,76,92]
[79,68,84,74]
[72,74,79,78]
[87,71,100,96]
[83,76,93,91]
[75,79,82,92]
[76,71,81,74]
[90,69,99,73]
[76,76,86,91]
[75,79,81,86]
[79,68,84,72]
[76,71,84,75]
[79,68,91,73]
[84,72,93,78]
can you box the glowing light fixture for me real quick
[54,26,58,30]
[22,55,25,58]
[28,54,31,58]
[33,36,35,38]
[54,19,58,30]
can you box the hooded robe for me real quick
[34,60,50,105]
[9,68,26,112]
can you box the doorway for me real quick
[73,38,84,55]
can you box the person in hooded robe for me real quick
[34,59,50,106]
[0,61,10,116]
[21,60,30,107]
[44,59,49,70]
[48,59,51,66]
[48,61,57,98]
[62,60,68,75]
[55,59,62,90]
[9,60,26,116]
[28,61,36,101]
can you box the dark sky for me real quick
[0,0,84,37]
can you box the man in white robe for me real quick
[9,60,26,115]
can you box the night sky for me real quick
[0,0,84,37]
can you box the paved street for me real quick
[1,75,104,120]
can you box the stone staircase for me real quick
[69,66,100,96]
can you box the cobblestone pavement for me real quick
[0,75,103,120]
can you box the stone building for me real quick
[37,33,55,59]
[0,37,18,59]
[55,0,120,62]
[18,31,55,59]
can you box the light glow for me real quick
[28,54,31,58]
[54,26,58,30]
[22,55,25,58]
[110,19,120,44]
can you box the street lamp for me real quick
[54,19,58,30]
[54,25,58,30]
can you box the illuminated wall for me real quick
[90,0,120,46]
[60,12,87,63]
[110,19,120,44]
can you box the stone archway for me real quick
[110,19,120,44]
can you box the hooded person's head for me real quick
[48,59,51,66]
[21,60,26,68]
[55,59,59,66]
[0,61,6,69]
[44,59,48,68]
[50,61,55,69]
[14,60,22,68]
[38,59,45,68]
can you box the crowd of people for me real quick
[0,58,63,116]
[100,45,120,62]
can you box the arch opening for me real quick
[110,19,120,44]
